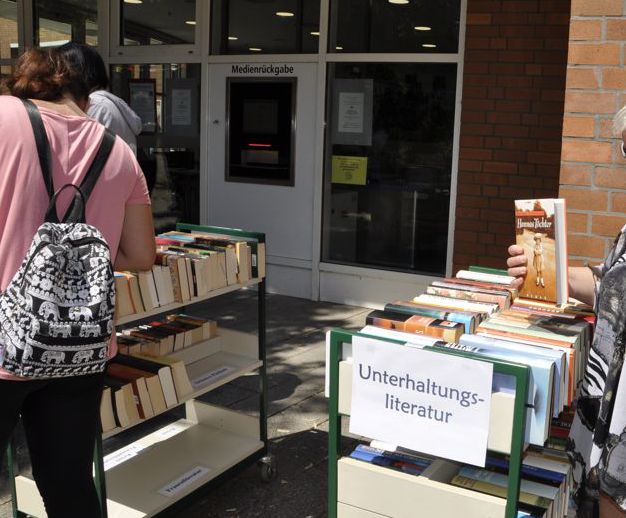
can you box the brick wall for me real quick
[561,0,626,267]
[453,0,571,273]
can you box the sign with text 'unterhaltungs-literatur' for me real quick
[349,336,493,467]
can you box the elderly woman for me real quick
[0,48,155,517]
[507,108,626,518]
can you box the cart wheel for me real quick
[259,455,276,482]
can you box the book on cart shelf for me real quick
[514,198,568,305]
[104,376,141,428]
[365,309,464,343]
[107,362,155,420]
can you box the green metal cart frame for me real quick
[327,328,530,518]
[8,224,270,518]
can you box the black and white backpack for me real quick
[0,99,116,378]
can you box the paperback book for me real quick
[514,198,568,304]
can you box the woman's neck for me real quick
[31,96,87,116]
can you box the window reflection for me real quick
[329,0,460,53]
[211,0,319,54]
[111,63,201,233]
[0,0,18,59]
[34,0,98,47]
[322,63,457,275]
[121,0,195,46]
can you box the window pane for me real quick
[110,63,201,233]
[121,0,195,46]
[0,0,18,59]
[329,0,460,53]
[35,0,98,47]
[322,63,457,275]
[211,0,320,55]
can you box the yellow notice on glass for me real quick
[331,156,368,185]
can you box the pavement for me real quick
[0,289,369,518]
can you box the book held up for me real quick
[514,198,568,305]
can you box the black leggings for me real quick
[0,373,104,518]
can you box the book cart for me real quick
[327,329,531,518]
[7,223,274,518]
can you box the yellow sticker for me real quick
[331,156,368,185]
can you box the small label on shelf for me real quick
[158,465,211,497]
[192,365,236,388]
[103,444,144,471]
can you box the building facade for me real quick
[0,0,621,306]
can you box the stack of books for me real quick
[113,230,266,320]
[101,314,219,433]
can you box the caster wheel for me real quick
[259,455,276,482]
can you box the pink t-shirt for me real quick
[0,96,150,380]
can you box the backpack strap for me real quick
[61,129,116,223]
[21,99,117,224]
[21,99,54,200]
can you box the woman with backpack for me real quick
[0,48,156,517]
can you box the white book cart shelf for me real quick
[327,329,531,518]
[7,223,274,518]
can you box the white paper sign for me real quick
[158,465,211,497]
[192,365,236,388]
[171,88,192,126]
[337,92,365,133]
[349,336,493,466]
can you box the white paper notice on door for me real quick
[349,335,493,467]
[337,92,365,134]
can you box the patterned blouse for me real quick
[568,224,626,516]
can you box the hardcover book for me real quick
[514,198,568,304]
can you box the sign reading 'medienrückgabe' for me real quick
[349,336,493,467]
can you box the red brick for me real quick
[606,19,626,39]
[567,212,589,232]
[467,13,493,25]
[528,151,560,165]
[490,38,507,50]
[502,138,537,151]
[598,117,617,138]
[508,38,545,50]
[467,38,491,50]
[462,123,494,136]
[487,86,506,99]
[541,89,566,102]
[460,147,492,160]
[571,0,622,16]
[501,25,537,37]
[502,1,539,12]
[563,116,595,137]
[493,150,527,162]
[464,62,490,75]
[506,87,539,100]
[482,185,499,197]
[560,164,593,186]
[464,86,488,99]
[496,125,530,138]
[564,91,617,114]
[522,113,540,125]
[611,192,626,213]
[497,50,536,63]
[459,159,483,172]
[474,173,509,185]
[497,75,535,88]
[596,167,626,189]
[462,110,486,123]
[561,140,613,163]
[486,112,521,125]
[569,20,602,41]
[467,26,501,38]
[568,234,607,257]
[485,137,503,148]
[561,187,608,210]
[482,161,518,173]
[568,43,621,65]
[496,100,531,112]
[565,68,599,89]
[592,214,625,236]
[460,135,484,147]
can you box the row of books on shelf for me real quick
[114,230,266,320]
[101,313,218,432]
[348,441,572,518]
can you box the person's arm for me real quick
[568,266,596,306]
[507,244,597,306]
[114,204,156,271]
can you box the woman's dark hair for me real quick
[6,47,90,102]
[57,42,109,92]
